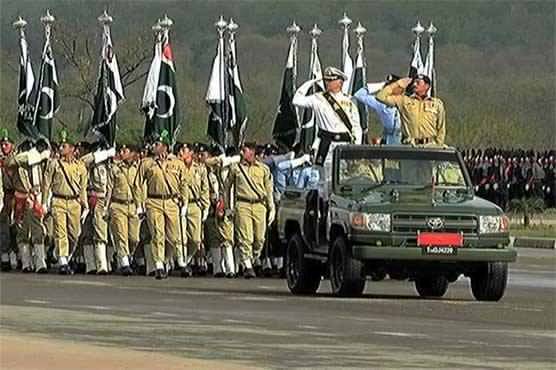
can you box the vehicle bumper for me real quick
[352,245,517,262]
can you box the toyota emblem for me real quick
[427,217,444,230]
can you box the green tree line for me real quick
[0,0,554,148]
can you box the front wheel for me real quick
[415,275,449,298]
[470,262,508,301]
[286,233,321,295]
[329,236,365,297]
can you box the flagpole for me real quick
[286,21,300,139]
[213,16,228,150]
[308,24,322,82]
[409,21,425,78]
[354,22,368,143]
[13,17,32,125]
[227,18,240,147]
[32,9,55,136]
[339,13,352,68]
[353,22,367,90]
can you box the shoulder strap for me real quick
[322,91,353,133]
[238,163,264,201]
[155,159,178,196]
[57,159,79,197]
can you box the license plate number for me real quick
[422,246,457,255]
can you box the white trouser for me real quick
[95,242,108,273]
[18,244,32,270]
[33,244,47,271]
[211,247,223,275]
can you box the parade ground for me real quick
[1,247,554,369]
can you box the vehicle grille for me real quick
[392,213,478,234]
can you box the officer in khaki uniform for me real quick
[228,142,275,279]
[176,143,209,277]
[106,144,141,276]
[10,140,50,273]
[376,74,446,145]
[0,131,16,271]
[42,130,88,274]
[81,144,114,274]
[137,131,189,279]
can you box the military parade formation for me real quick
[1,10,552,282]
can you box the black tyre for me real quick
[415,275,449,298]
[470,262,508,302]
[329,236,365,297]
[286,233,321,295]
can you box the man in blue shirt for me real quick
[354,74,402,145]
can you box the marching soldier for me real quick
[106,144,141,276]
[42,129,88,275]
[205,147,240,278]
[0,131,16,271]
[137,130,189,279]
[80,144,115,274]
[376,74,446,145]
[228,142,275,279]
[10,140,50,272]
[177,143,209,277]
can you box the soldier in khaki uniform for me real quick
[228,143,275,279]
[176,143,209,277]
[42,130,88,274]
[10,140,50,273]
[81,144,115,274]
[205,147,240,278]
[137,131,189,279]
[0,132,16,271]
[106,144,141,276]
[376,74,446,145]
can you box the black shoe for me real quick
[97,269,108,276]
[120,266,133,276]
[58,265,72,275]
[1,262,11,272]
[180,266,192,278]
[148,270,155,277]
[22,267,33,273]
[214,272,225,278]
[87,270,97,275]
[279,267,286,279]
[36,267,48,274]
[155,268,167,280]
[226,272,236,279]
[263,268,273,278]
[244,268,256,279]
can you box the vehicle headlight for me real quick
[479,215,509,234]
[350,212,391,232]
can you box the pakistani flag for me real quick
[14,18,39,139]
[90,13,125,148]
[272,30,298,149]
[349,36,368,144]
[226,31,248,148]
[33,22,60,141]
[299,33,323,153]
[206,32,227,149]
[142,17,180,145]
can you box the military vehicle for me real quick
[277,145,516,301]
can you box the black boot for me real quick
[244,268,256,279]
[58,265,72,275]
[0,261,11,272]
[180,266,192,278]
[120,266,134,276]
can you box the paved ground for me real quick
[1,248,555,369]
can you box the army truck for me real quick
[276,145,517,301]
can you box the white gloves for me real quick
[93,147,116,163]
[80,208,90,224]
[267,208,276,226]
[202,209,209,222]
[367,82,386,94]
[221,155,241,168]
[0,199,3,214]
[180,206,188,217]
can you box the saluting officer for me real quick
[137,130,189,279]
[106,144,141,276]
[42,129,88,275]
[228,142,275,279]
[376,74,446,145]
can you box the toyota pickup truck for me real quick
[276,145,517,301]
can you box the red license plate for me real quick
[417,232,463,247]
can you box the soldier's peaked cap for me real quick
[415,74,432,85]
[323,66,348,81]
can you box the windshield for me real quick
[337,153,468,189]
